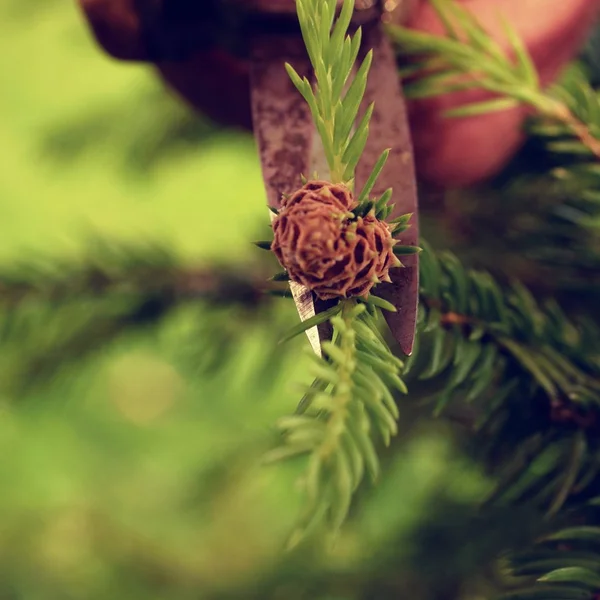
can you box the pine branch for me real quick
[540,64,600,160]
[1,245,599,600]
[4,236,600,528]
[266,299,405,545]
[390,8,600,300]
[407,242,600,514]
[266,238,600,540]
[403,239,600,598]
[0,239,268,309]
[286,0,395,202]
[383,5,600,519]
[500,519,600,600]
[285,0,380,185]
[412,242,600,403]
[525,64,600,207]
[386,0,600,159]
[0,240,276,397]
[266,0,415,540]
[421,173,600,304]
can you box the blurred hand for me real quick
[79,0,600,188]
[405,0,600,187]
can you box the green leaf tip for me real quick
[287,0,378,184]
[253,241,273,250]
[271,271,290,282]
[393,245,422,256]
[362,295,397,312]
[278,302,343,344]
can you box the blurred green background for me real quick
[0,3,500,599]
[0,0,266,262]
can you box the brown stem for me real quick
[439,311,470,326]
[549,102,600,159]
[423,298,600,431]
[0,265,272,309]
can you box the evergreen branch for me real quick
[398,19,600,300]
[287,0,387,188]
[3,236,600,579]
[526,64,600,201]
[386,0,600,158]
[266,0,412,540]
[433,64,600,267]
[266,299,405,544]
[0,239,269,309]
[411,243,600,410]
[425,172,600,304]
[501,519,600,600]
[406,243,600,513]
[0,240,276,396]
[407,241,600,397]
[542,64,600,160]
[5,237,598,530]
[279,303,343,344]
[4,237,599,514]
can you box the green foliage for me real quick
[385,6,600,519]
[279,303,343,343]
[279,0,600,577]
[4,0,600,598]
[387,0,544,112]
[419,173,600,309]
[3,236,599,596]
[0,239,272,398]
[408,243,600,514]
[274,0,600,539]
[528,64,600,202]
[388,0,548,108]
[268,300,405,543]
[413,242,600,389]
[0,380,494,600]
[268,0,421,537]
[501,522,600,600]
[387,0,600,161]
[286,0,387,186]
[387,0,600,307]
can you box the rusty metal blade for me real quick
[249,12,419,357]
[354,22,419,356]
[248,30,332,356]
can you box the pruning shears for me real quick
[246,0,419,356]
[77,0,419,355]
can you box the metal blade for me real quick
[249,30,332,356]
[354,22,419,356]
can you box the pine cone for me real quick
[282,180,356,211]
[271,182,400,300]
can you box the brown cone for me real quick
[271,182,398,300]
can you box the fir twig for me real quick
[386,0,600,158]
[268,0,412,539]
[286,0,387,187]
[0,241,275,396]
[501,520,600,600]
[407,242,600,513]
[267,299,405,544]
[0,240,269,309]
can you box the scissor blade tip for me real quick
[400,341,414,357]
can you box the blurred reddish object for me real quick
[78,0,600,188]
[405,0,600,187]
